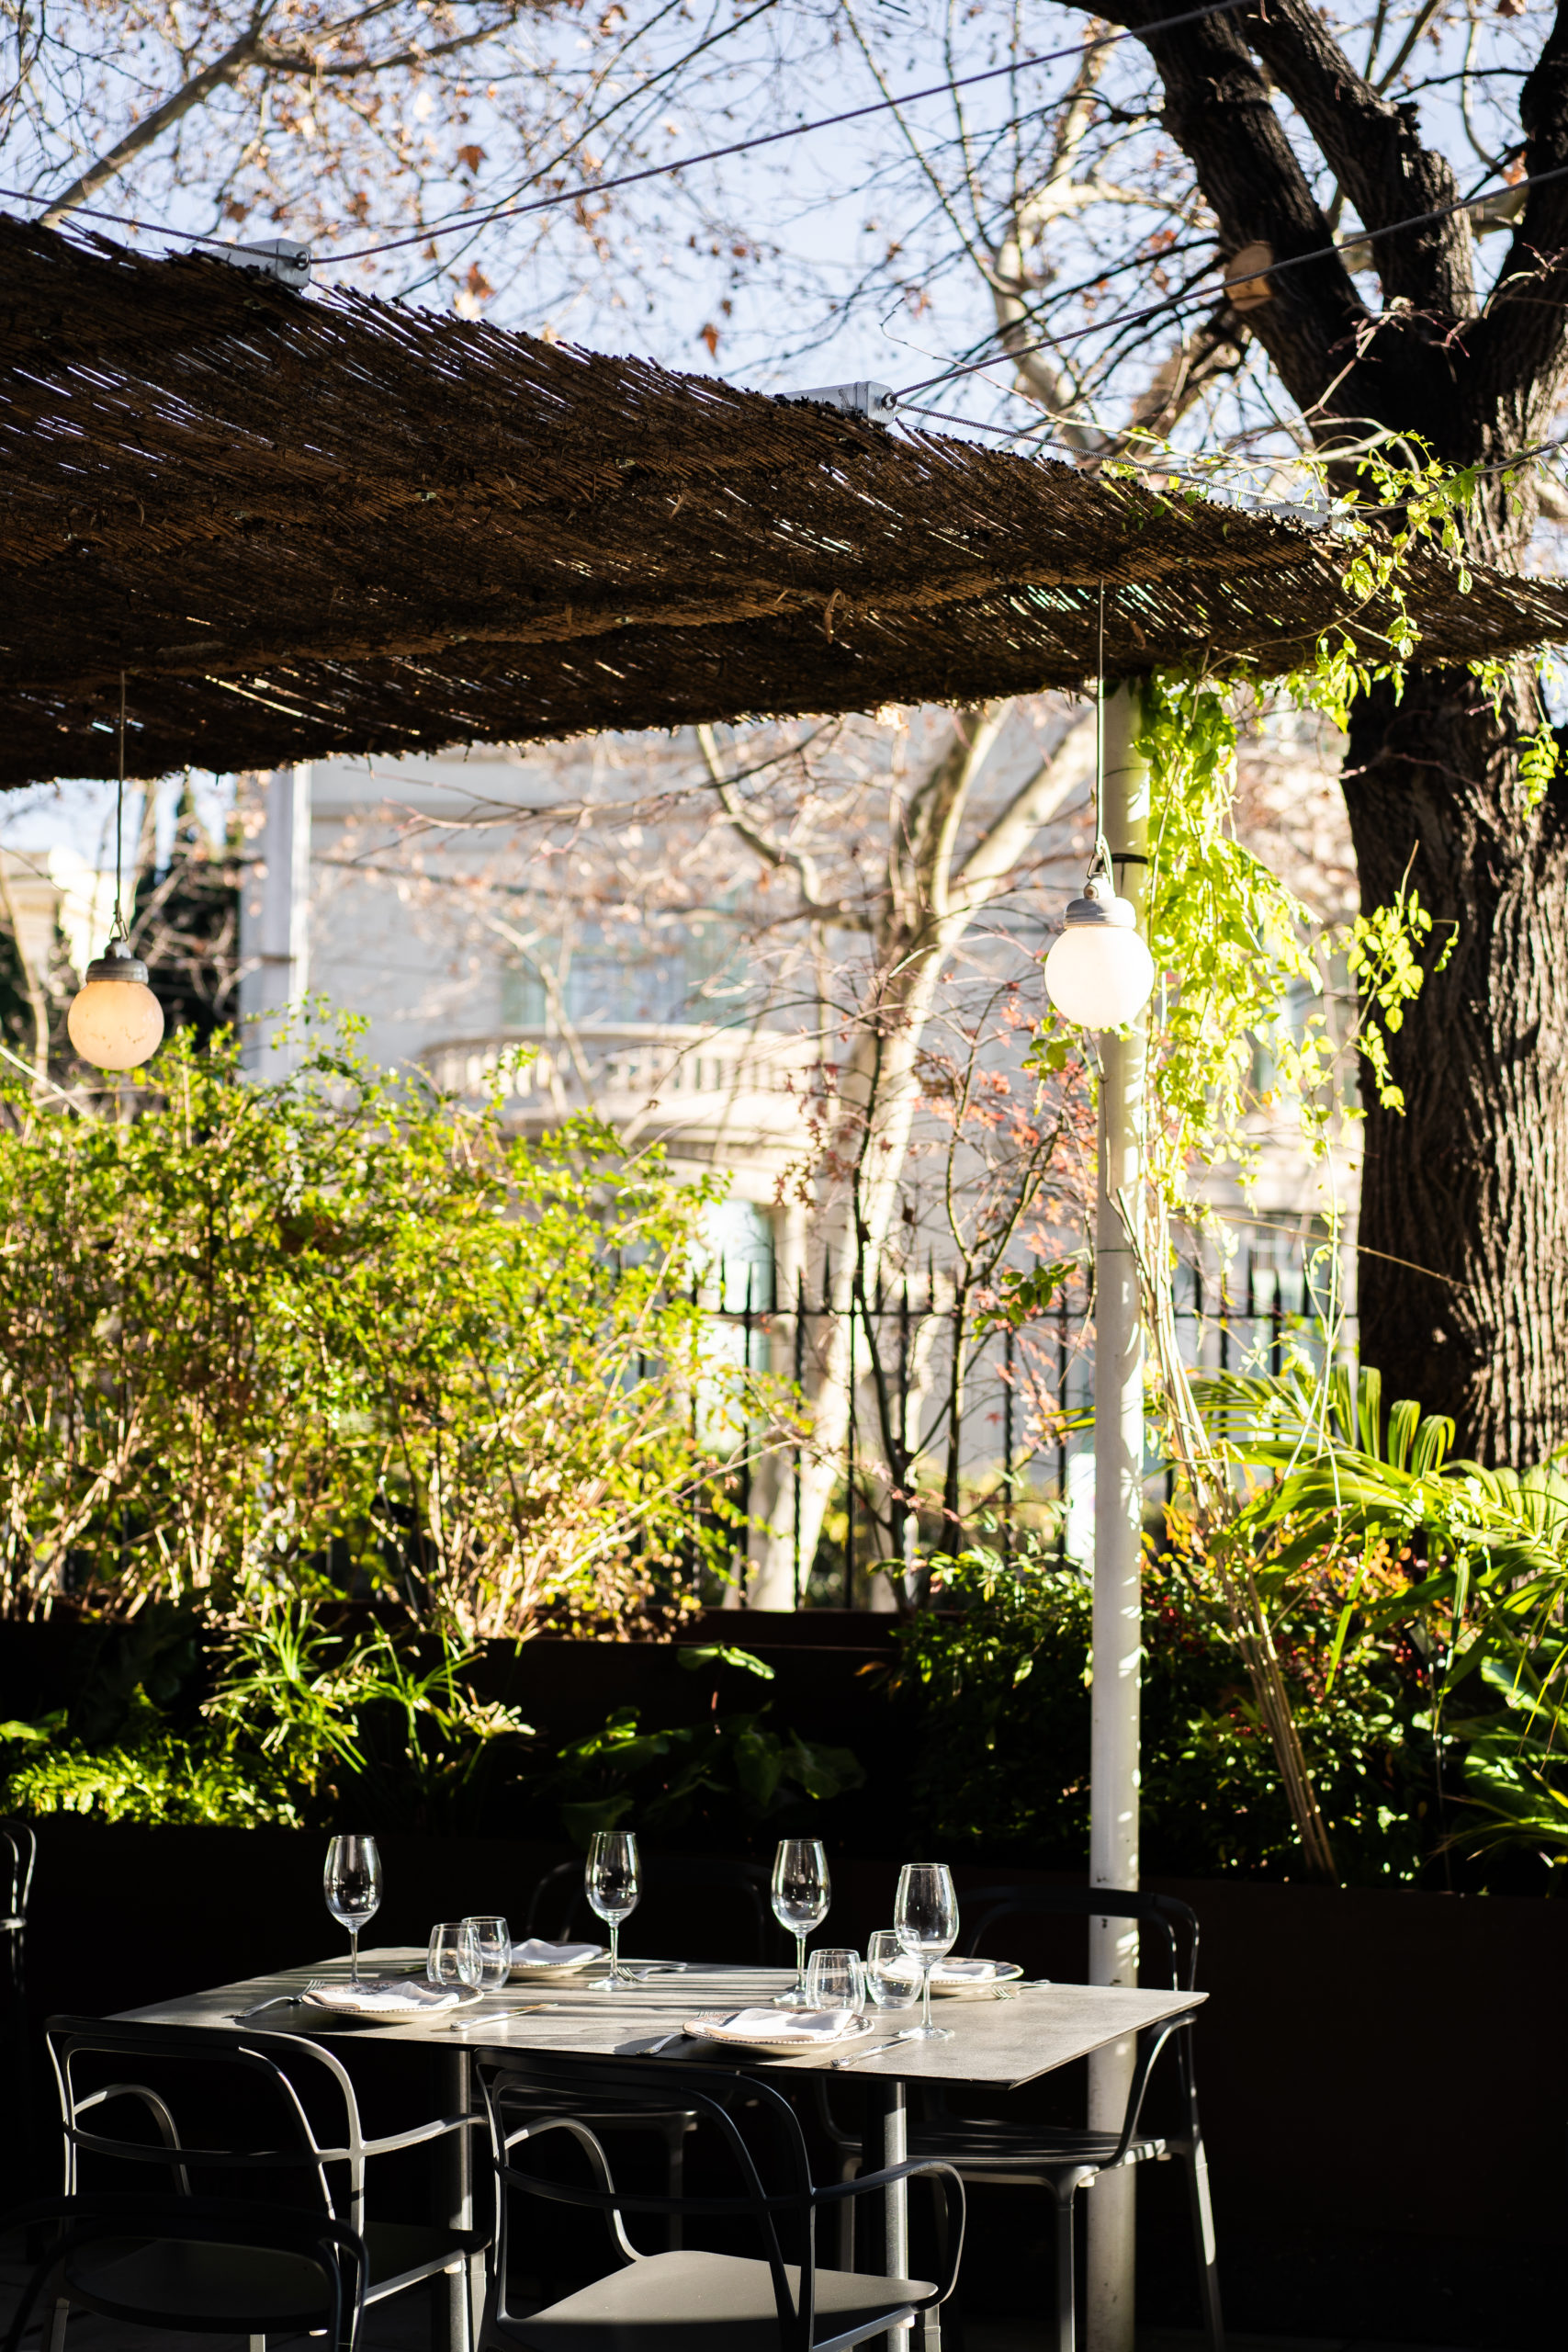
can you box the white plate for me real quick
[682,2012,877,2054]
[509,1948,608,1981]
[931,1962,1025,1998]
[306,1980,487,2018]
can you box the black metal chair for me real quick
[525,1854,779,2252]
[45,2014,489,2344]
[902,1885,1224,2352]
[478,2047,964,2351]
[526,1853,776,1966]
[0,1821,37,2194]
[0,1821,35,1999]
[0,2192,367,2352]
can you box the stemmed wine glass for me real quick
[586,1830,641,1990]
[894,1861,958,2042]
[323,1835,382,1986]
[772,1838,829,2010]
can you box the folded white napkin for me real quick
[694,2007,859,2043]
[931,1959,1004,1982]
[509,1939,604,1968]
[304,1978,460,2017]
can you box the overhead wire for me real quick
[6,0,1260,263]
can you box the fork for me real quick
[829,2039,900,2071]
[231,1984,332,2020]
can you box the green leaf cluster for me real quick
[892,1538,1434,1883]
[1196,1364,1568,1877]
[1136,674,1339,1203]
[542,1688,864,1849]
[0,1019,758,1636]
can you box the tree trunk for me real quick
[1343,666,1568,1463]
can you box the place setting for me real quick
[224,1827,1043,2072]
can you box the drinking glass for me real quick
[464,1914,512,1991]
[772,1838,830,2010]
[894,1861,959,2042]
[323,1834,381,1986]
[864,1928,920,2010]
[585,1830,641,1990]
[427,1920,482,1991]
[805,1948,865,2015]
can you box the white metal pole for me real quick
[1086,680,1149,2352]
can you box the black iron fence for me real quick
[703,1236,1355,1605]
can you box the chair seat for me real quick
[63,2235,335,2332]
[503,2246,932,2350]
[909,2120,1172,2178]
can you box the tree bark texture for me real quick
[1073,0,1568,1458]
[1344,671,1568,1462]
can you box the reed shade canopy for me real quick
[6,215,1568,787]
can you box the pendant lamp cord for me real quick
[1090,584,1111,886]
[111,671,127,943]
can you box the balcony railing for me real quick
[421,1023,821,1142]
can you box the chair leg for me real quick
[46,2299,69,2352]
[1051,2183,1077,2352]
[248,2338,265,2351]
[1183,2137,1224,2352]
[662,2120,687,2253]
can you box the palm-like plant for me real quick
[1196,1364,1568,1868]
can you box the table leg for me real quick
[867,2078,937,2350]
[443,2049,474,2352]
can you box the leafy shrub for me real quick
[895,1540,1433,1883]
[0,1610,863,1847]
[0,1020,760,1635]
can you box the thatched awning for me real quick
[3,216,1566,786]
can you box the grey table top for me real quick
[118,1949,1205,2092]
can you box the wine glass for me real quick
[464,1914,512,1992]
[805,1947,865,2015]
[427,1920,482,1991]
[865,1928,920,2011]
[323,1834,381,1986]
[772,1838,829,2010]
[585,1830,641,1990]
[894,1862,958,2042]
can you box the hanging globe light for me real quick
[1043,868,1156,1030]
[67,936,165,1070]
[67,673,164,1073]
[1043,584,1156,1032]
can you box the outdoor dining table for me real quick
[118,1951,1205,2351]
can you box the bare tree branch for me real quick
[41,4,279,226]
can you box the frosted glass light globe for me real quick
[66,941,165,1071]
[1043,877,1156,1030]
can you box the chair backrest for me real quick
[0,1819,36,1933]
[0,2193,366,2352]
[45,2015,372,2228]
[958,1883,1201,1991]
[479,2050,822,2350]
[527,1853,777,1964]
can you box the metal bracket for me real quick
[212,238,312,291]
[784,381,897,420]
